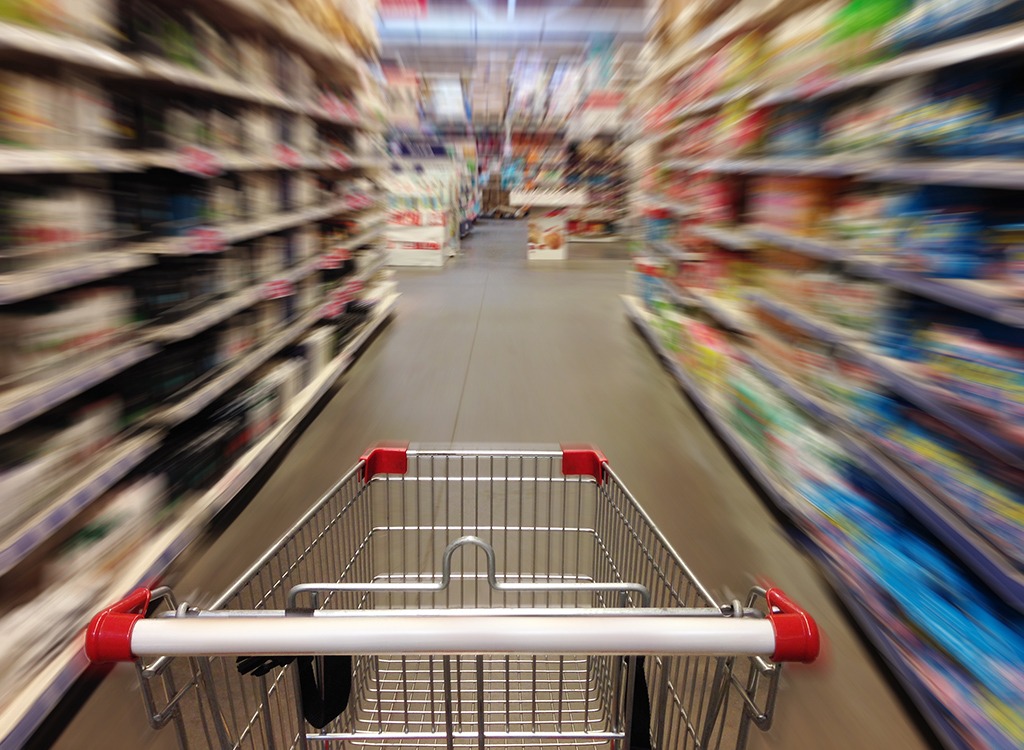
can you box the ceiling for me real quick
[378,0,650,77]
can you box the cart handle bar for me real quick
[360,442,609,482]
[86,587,818,663]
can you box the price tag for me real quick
[331,150,352,170]
[319,247,351,269]
[187,227,226,254]
[323,298,348,318]
[263,279,295,300]
[180,146,222,178]
[346,194,371,212]
[327,278,363,308]
[274,143,302,169]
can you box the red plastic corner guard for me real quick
[85,587,152,663]
[561,444,609,482]
[361,441,410,482]
[765,587,820,663]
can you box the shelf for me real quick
[145,286,263,343]
[869,158,1024,190]
[0,148,146,174]
[748,225,1024,327]
[848,259,1024,328]
[741,348,1024,611]
[569,235,623,244]
[624,292,986,750]
[354,251,389,284]
[747,290,870,344]
[621,295,805,520]
[656,278,699,308]
[648,241,693,261]
[670,81,764,123]
[146,304,324,427]
[135,200,359,257]
[0,343,157,437]
[0,26,365,127]
[690,224,755,251]
[853,346,1024,468]
[640,195,695,215]
[0,293,397,750]
[0,431,163,577]
[221,201,349,244]
[757,20,1024,108]
[0,146,369,178]
[666,154,1024,190]
[689,290,752,333]
[343,222,385,251]
[0,253,154,305]
[0,23,140,76]
[746,226,852,262]
[750,290,1024,465]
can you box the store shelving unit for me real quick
[0,292,397,750]
[634,2,1024,748]
[0,2,391,746]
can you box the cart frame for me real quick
[87,443,819,750]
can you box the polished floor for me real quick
[54,220,930,749]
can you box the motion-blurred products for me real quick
[0,287,133,380]
[0,397,121,534]
[0,188,112,272]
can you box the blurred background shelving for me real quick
[629,1,1024,749]
[0,1,396,745]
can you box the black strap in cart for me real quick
[629,655,653,750]
[236,654,353,729]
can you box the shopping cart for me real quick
[87,443,819,750]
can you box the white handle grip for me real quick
[86,589,820,663]
[109,610,777,658]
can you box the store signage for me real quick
[389,209,445,227]
[380,0,427,18]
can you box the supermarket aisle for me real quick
[55,220,929,750]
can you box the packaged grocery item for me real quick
[896,188,996,278]
[989,221,1024,285]
[827,0,913,71]
[0,396,121,534]
[828,187,909,253]
[0,73,67,148]
[762,1,843,88]
[916,323,1024,422]
[0,286,134,381]
[45,473,164,583]
[748,177,835,234]
[883,0,1024,51]
[902,71,996,157]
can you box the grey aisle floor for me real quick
[55,220,928,750]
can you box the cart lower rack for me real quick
[87,443,819,750]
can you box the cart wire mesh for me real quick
[134,447,783,750]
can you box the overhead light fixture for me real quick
[508,0,516,21]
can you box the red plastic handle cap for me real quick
[361,441,410,482]
[85,588,152,663]
[561,444,609,482]
[765,587,820,663]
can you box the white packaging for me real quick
[300,327,333,376]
